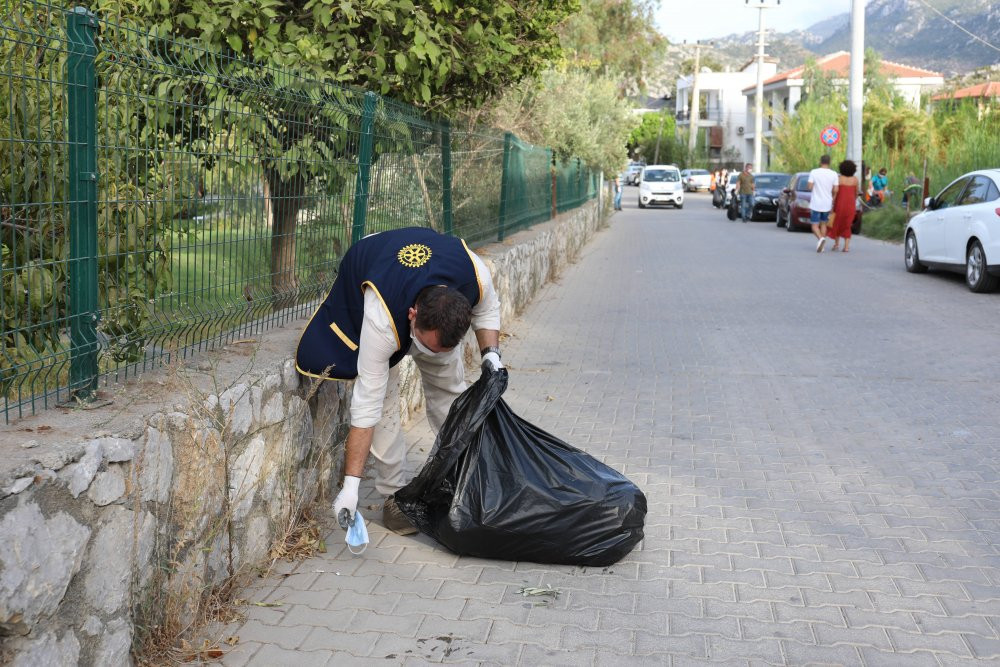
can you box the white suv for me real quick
[638,165,684,209]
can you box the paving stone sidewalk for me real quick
[216,194,1000,665]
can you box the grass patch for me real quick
[862,205,909,243]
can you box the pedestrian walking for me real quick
[737,163,754,222]
[807,154,838,252]
[828,159,858,252]
[295,227,503,535]
[872,167,890,205]
[613,175,623,211]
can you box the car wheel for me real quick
[677,203,684,210]
[776,207,785,227]
[638,200,646,209]
[966,240,999,292]
[904,231,926,273]
[786,215,796,232]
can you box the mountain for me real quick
[806,14,849,42]
[814,0,1000,76]
[652,0,998,94]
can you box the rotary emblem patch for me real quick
[397,243,432,268]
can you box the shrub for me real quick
[861,204,908,242]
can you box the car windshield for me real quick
[755,174,787,188]
[690,169,709,176]
[644,169,679,182]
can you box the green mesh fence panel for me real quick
[556,157,586,213]
[498,134,551,239]
[1,1,600,422]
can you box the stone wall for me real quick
[0,199,606,665]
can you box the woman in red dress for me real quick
[829,160,858,252]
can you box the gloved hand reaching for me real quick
[482,351,503,371]
[334,475,360,529]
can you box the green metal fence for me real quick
[0,2,600,422]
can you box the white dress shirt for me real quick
[350,252,500,428]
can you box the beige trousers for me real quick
[368,346,467,496]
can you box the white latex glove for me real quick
[482,351,504,371]
[334,475,360,529]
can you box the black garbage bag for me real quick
[393,365,646,566]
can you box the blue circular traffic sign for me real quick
[821,125,842,147]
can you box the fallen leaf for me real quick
[545,395,556,402]
[251,601,283,607]
[318,539,327,553]
[224,636,239,646]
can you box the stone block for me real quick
[83,507,154,615]
[87,467,126,506]
[219,383,253,437]
[231,434,268,521]
[7,477,33,495]
[94,618,131,665]
[8,630,80,667]
[97,438,136,463]
[138,426,174,504]
[61,440,103,498]
[281,360,299,392]
[0,503,91,635]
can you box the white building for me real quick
[741,51,944,168]
[675,58,777,166]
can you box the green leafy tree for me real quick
[113,0,577,113]
[486,69,633,176]
[627,111,683,165]
[2,3,174,393]
[680,55,723,75]
[94,0,577,300]
[557,0,665,95]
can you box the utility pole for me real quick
[685,41,713,161]
[847,0,865,166]
[653,108,666,164]
[746,0,779,172]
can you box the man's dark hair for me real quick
[820,154,831,165]
[879,167,887,175]
[414,286,472,348]
[839,159,857,177]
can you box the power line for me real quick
[913,0,1000,54]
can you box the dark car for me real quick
[778,172,862,234]
[726,172,789,221]
[749,172,789,221]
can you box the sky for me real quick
[656,0,853,44]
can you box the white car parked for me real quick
[638,165,684,209]
[681,168,712,192]
[904,169,1000,292]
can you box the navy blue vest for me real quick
[295,227,483,380]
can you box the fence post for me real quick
[545,149,553,220]
[66,7,99,400]
[497,131,514,241]
[575,157,582,207]
[551,153,557,218]
[351,91,378,244]
[441,121,453,236]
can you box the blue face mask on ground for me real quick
[345,510,369,555]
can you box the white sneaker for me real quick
[816,238,826,253]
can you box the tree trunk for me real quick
[411,154,438,231]
[266,170,305,311]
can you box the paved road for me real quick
[219,191,1000,665]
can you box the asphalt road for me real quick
[223,190,1000,665]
